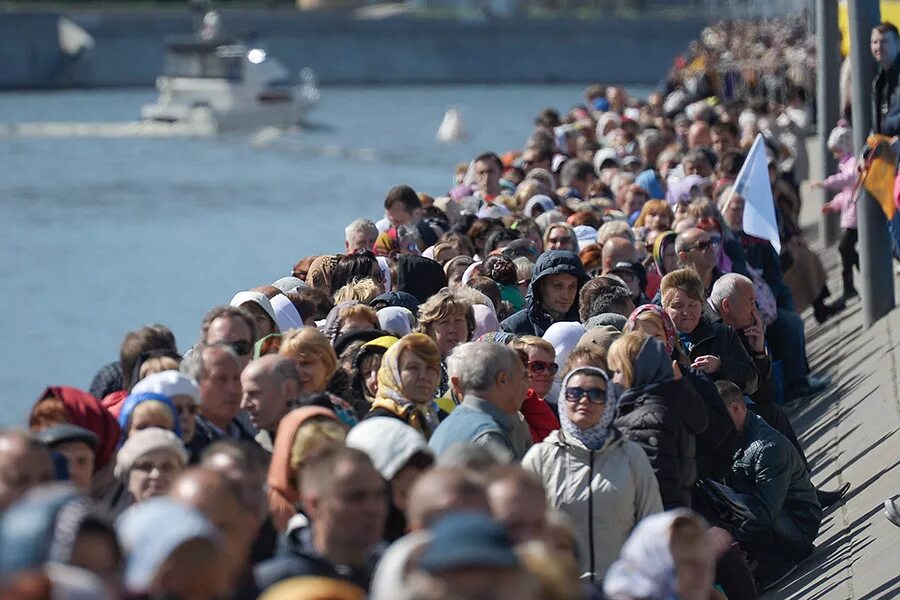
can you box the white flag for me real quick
[732,133,781,254]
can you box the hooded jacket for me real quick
[522,429,663,582]
[611,338,709,509]
[500,250,589,337]
[267,407,341,532]
[520,389,560,443]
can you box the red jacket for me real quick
[520,389,560,443]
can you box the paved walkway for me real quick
[763,143,900,599]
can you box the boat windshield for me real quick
[163,46,242,80]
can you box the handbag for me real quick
[693,479,756,533]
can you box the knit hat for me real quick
[585,313,628,331]
[377,307,416,338]
[114,428,187,481]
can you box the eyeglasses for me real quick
[686,239,720,252]
[527,360,559,375]
[564,386,607,404]
[221,340,253,356]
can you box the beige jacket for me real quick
[522,428,663,582]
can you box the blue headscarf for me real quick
[557,366,619,450]
[118,392,181,445]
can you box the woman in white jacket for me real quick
[522,365,663,582]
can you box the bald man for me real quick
[675,228,720,293]
[407,466,491,531]
[169,467,259,593]
[240,355,300,451]
[0,431,53,511]
[601,238,647,303]
[688,120,712,150]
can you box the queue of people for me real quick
[1,18,863,599]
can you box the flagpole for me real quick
[847,0,896,327]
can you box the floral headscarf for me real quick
[306,254,342,290]
[369,334,441,438]
[557,366,619,451]
[626,304,677,355]
[652,231,677,277]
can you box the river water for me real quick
[1,84,645,423]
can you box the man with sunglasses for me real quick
[675,228,723,300]
[200,305,258,370]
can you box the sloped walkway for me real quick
[763,151,900,599]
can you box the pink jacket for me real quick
[823,154,858,230]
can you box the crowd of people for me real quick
[1,15,870,600]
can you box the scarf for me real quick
[652,231,677,276]
[626,304,677,355]
[630,336,675,392]
[557,366,618,451]
[370,339,441,437]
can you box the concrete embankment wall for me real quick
[0,9,707,89]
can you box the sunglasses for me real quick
[527,360,559,375]
[686,239,720,252]
[564,386,607,404]
[221,340,253,356]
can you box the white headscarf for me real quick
[270,294,303,331]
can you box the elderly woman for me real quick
[115,428,188,504]
[365,333,444,439]
[278,327,358,426]
[416,289,475,408]
[522,366,662,582]
[266,407,345,531]
[608,332,709,509]
[659,269,758,394]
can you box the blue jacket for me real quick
[429,396,528,462]
[499,250,589,337]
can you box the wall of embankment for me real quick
[0,9,707,89]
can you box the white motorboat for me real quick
[142,15,319,132]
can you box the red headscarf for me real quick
[33,386,121,470]
[626,304,678,355]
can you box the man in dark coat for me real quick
[500,250,589,336]
[718,381,821,592]
[872,21,900,136]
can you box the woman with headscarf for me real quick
[350,336,399,416]
[114,428,188,505]
[604,510,716,600]
[522,366,663,582]
[230,291,279,341]
[608,332,709,509]
[365,333,444,439]
[625,304,737,485]
[305,254,343,290]
[130,371,200,445]
[117,392,181,446]
[541,321,586,405]
[645,230,677,301]
[266,407,345,532]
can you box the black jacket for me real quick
[613,378,709,509]
[684,317,759,395]
[874,55,900,135]
[500,250,589,336]
[255,524,375,592]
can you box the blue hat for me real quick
[635,169,665,200]
[418,512,519,573]
[371,291,420,314]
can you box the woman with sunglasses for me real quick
[608,332,709,510]
[522,365,662,582]
[509,336,561,443]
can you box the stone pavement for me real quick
[761,145,900,599]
